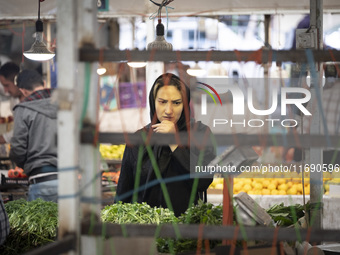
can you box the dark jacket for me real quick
[115,121,215,216]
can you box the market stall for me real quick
[1,0,340,254]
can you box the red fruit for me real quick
[8,169,19,178]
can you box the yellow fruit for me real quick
[243,178,252,185]
[325,183,330,192]
[262,189,271,195]
[287,187,297,195]
[271,189,279,195]
[211,179,220,187]
[278,190,286,195]
[254,190,262,195]
[296,184,303,192]
[305,184,310,195]
[243,184,252,192]
[278,183,288,191]
[234,178,241,184]
[233,183,243,193]
[215,183,224,189]
[287,181,293,188]
[237,180,245,187]
[254,183,263,190]
[278,178,286,185]
[267,183,276,190]
[271,179,279,187]
[251,180,258,187]
[262,180,270,188]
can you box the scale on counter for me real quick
[208,145,259,177]
[234,191,275,227]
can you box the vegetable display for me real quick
[0,199,58,255]
[101,201,178,224]
[157,200,224,254]
[0,198,309,254]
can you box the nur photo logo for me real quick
[196,82,222,115]
[196,78,312,129]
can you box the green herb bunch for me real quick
[266,202,309,226]
[157,200,223,254]
[101,201,178,224]
[0,199,58,255]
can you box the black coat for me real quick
[115,121,216,216]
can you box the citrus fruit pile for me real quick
[99,144,126,160]
[209,170,337,195]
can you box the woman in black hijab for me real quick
[115,73,215,216]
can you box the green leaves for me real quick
[0,199,58,255]
[101,201,178,224]
[266,202,308,226]
[158,200,224,254]
[179,200,223,225]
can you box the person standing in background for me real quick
[10,70,58,203]
[0,62,24,144]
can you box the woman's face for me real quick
[155,85,183,124]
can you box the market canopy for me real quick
[1,0,340,20]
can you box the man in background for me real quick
[10,70,58,202]
[0,62,23,144]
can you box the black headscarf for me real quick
[148,73,191,131]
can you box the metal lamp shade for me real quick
[23,32,55,61]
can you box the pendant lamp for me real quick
[23,0,55,61]
[147,19,172,51]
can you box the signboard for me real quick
[97,0,109,11]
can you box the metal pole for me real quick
[263,14,271,138]
[76,0,102,254]
[309,0,323,230]
[56,0,80,254]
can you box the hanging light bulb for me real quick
[23,0,55,61]
[97,66,107,75]
[147,19,172,51]
[187,62,206,77]
[127,62,147,68]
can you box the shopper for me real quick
[116,73,216,216]
[0,194,9,245]
[0,62,24,144]
[10,70,58,203]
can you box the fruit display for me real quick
[209,170,337,195]
[99,144,126,160]
[102,170,120,184]
[8,166,27,178]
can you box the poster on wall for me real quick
[100,75,118,111]
[118,82,146,109]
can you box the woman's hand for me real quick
[152,120,177,133]
[152,121,178,151]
